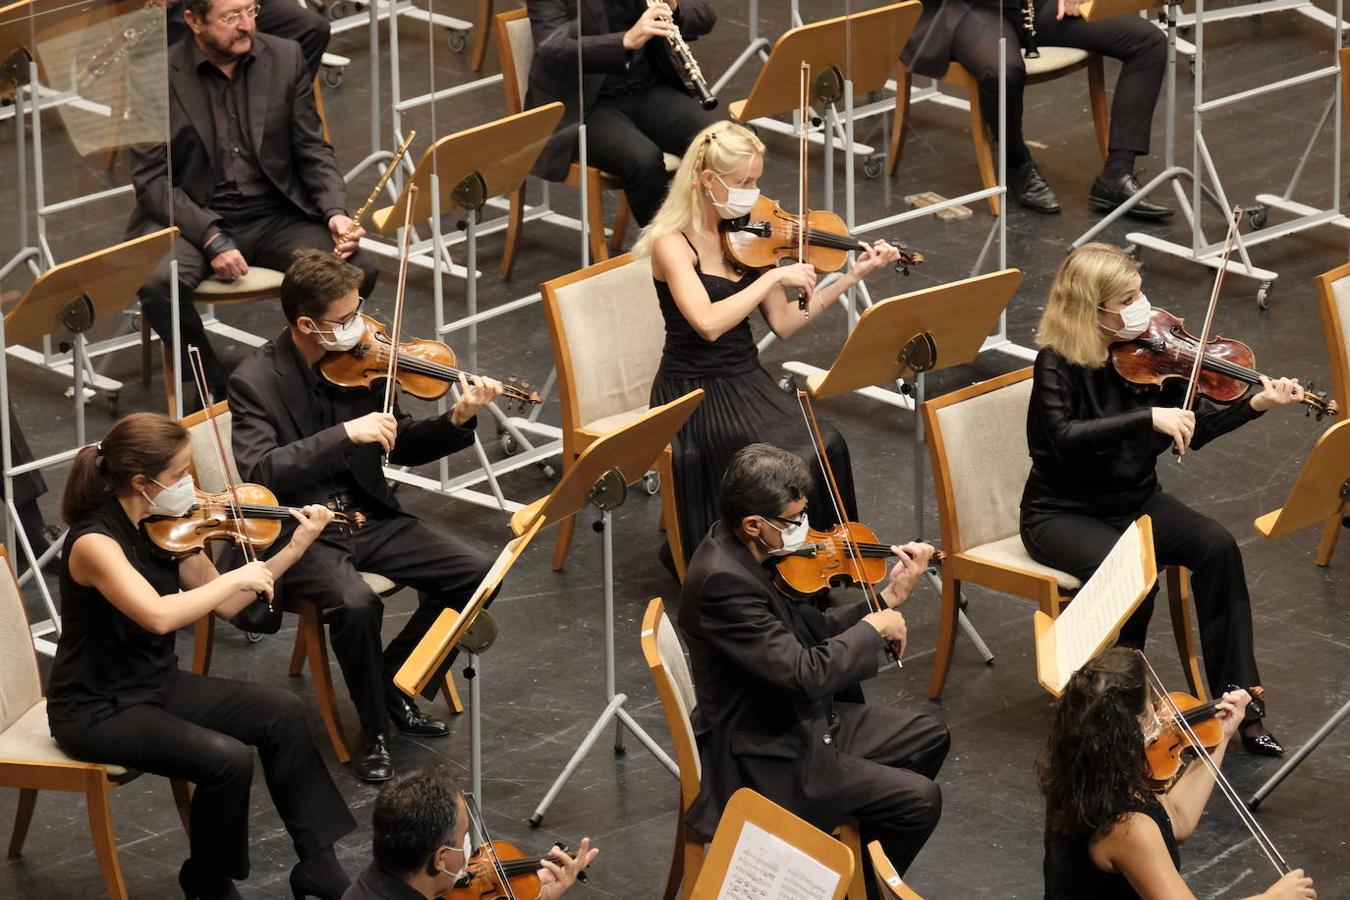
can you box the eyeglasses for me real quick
[766,507,807,528]
[315,297,365,330]
[214,3,261,26]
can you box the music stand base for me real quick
[1247,698,1350,810]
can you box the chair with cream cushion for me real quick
[540,253,684,578]
[888,47,1109,215]
[1314,262,1350,566]
[0,546,189,899]
[180,402,463,765]
[921,367,1204,700]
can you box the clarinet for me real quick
[1020,0,1041,58]
[645,0,717,110]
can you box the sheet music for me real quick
[717,822,840,900]
[1051,522,1148,692]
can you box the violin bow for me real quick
[462,792,518,899]
[1181,206,1243,416]
[1137,651,1291,876]
[794,390,901,668]
[796,61,811,317]
[186,345,271,612]
[382,183,419,419]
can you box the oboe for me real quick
[1020,0,1040,58]
[646,0,717,110]
[334,131,417,254]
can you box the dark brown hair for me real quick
[281,249,365,326]
[1038,647,1154,839]
[62,413,189,524]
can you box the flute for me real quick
[333,131,417,254]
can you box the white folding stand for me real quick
[507,391,705,827]
[1165,0,1349,58]
[1,8,41,286]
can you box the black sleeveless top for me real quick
[47,496,184,726]
[1043,797,1181,899]
[653,233,762,380]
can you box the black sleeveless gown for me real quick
[1043,798,1181,899]
[649,238,857,563]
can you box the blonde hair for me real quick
[633,121,765,258]
[1036,243,1141,368]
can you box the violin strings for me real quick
[364,348,535,401]
[1139,652,1290,876]
[1164,342,1314,404]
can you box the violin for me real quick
[142,484,364,559]
[1144,691,1225,787]
[1110,307,1337,420]
[721,196,924,278]
[445,840,586,900]
[772,522,945,597]
[319,315,542,411]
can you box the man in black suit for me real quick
[525,0,720,227]
[679,443,950,889]
[229,250,500,782]
[902,0,1170,218]
[166,0,332,80]
[128,0,377,398]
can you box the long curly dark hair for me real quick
[1039,647,1155,839]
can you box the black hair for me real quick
[371,767,462,877]
[280,248,365,327]
[62,413,189,524]
[183,0,213,20]
[718,443,812,529]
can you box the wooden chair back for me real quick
[1316,261,1350,414]
[180,400,240,492]
[0,545,43,733]
[641,598,702,804]
[866,841,924,900]
[495,8,533,114]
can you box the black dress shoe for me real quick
[1240,721,1285,757]
[1089,172,1174,220]
[1010,159,1061,213]
[351,733,394,782]
[179,860,243,900]
[387,689,450,737]
[289,846,351,900]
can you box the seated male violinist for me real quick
[229,249,503,783]
[677,443,950,895]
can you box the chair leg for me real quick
[887,66,913,178]
[192,615,214,675]
[835,821,868,900]
[657,449,686,582]
[1316,514,1341,567]
[7,788,37,859]
[470,0,493,71]
[928,577,961,700]
[170,779,193,836]
[1086,55,1109,160]
[961,73,1000,216]
[289,621,308,675]
[551,514,578,573]
[85,777,129,900]
[586,178,610,264]
[682,834,704,900]
[609,194,632,252]
[1166,566,1206,699]
[500,187,525,279]
[140,309,152,387]
[443,670,465,716]
[661,800,685,900]
[301,601,352,763]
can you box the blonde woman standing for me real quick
[637,121,902,565]
[1021,243,1311,757]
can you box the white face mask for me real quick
[1100,293,1152,341]
[758,513,810,557]
[707,173,760,219]
[310,314,365,352]
[438,832,473,885]
[142,474,197,518]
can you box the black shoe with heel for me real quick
[178,860,242,900]
[289,846,351,900]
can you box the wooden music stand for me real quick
[1033,517,1158,696]
[0,227,176,656]
[365,103,566,517]
[690,788,854,900]
[1246,420,1350,808]
[507,389,705,827]
[806,269,1022,665]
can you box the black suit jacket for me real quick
[126,34,347,250]
[228,331,477,514]
[677,523,883,837]
[523,0,716,181]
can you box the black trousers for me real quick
[585,84,721,226]
[949,0,1166,164]
[277,512,493,737]
[135,213,379,395]
[50,671,354,882]
[1021,490,1262,707]
[167,2,331,78]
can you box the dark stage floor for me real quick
[2,2,1349,897]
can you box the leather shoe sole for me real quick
[1089,176,1174,220]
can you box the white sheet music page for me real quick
[1051,521,1146,692]
[716,822,840,900]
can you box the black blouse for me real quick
[1021,347,1263,519]
[47,496,185,726]
[1043,797,1181,900]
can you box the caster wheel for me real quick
[867,89,884,104]
[528,813,543,828]
[863,154,884,179]
[500,431,519,456]
[106,391,119,415]
[643,472,661,496]
[537,463,556,479]
[777,374,797,394]
[1124,243,1139,262]
[448,30,467,52]
[324,67,343,88]
[1246,205,1268,230]
[1256,283,1272,310]
[328,0,349,18]
[1188,57,1197,77]
[246,631,262,643]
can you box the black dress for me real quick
[1043,797,1181,899]
[47,496,354,882]
[649,236,857,562]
